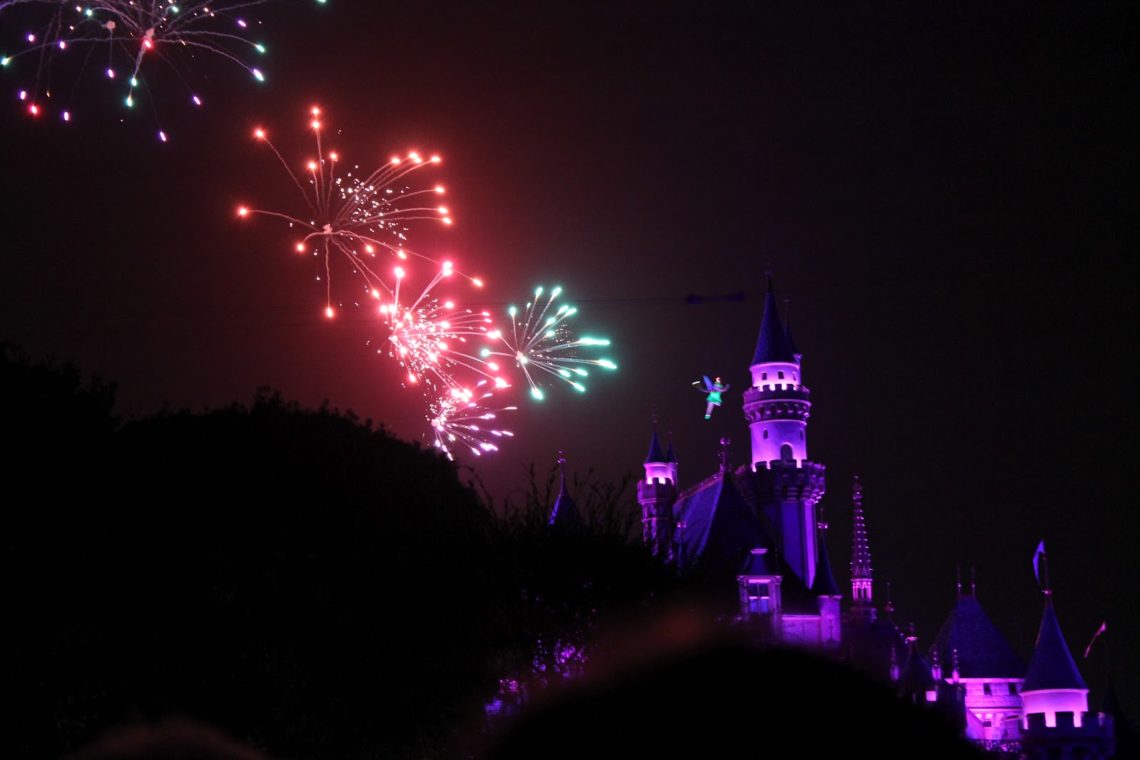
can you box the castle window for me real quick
[778,371,785,379]
[746,581,771,615]
[761,372,767,380]
[799,431,804,440]
[1008,684,1018,695]
[762,430,768,439]
[983,683,992,696]
[780,444,794,462]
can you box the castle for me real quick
[633,279,1116,759]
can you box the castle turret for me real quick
[1020,591,1114,759]
[850,476,876,623]
[744,278,808,465]
[743,278,825,588]
[637,425,677,560]
[931,578,1025,744]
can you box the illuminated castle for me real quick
[635,280,1115,758]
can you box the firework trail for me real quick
[378,259,507,394]
[237,106,481,319]
[482,285,617,401]
[428,380,516,461]
[0,1,322,138]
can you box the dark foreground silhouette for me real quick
[483,638,983,760]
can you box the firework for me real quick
[237,106,480,318]
[0,1,318,136]
[429,380,516,461]
[378,259,507,394]
[482,285,617,401]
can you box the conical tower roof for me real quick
[1024,599,1087,691]
[674,474,768,577]
[751,278,797,365]
[644,427,667,464]
[548,456,583,530]
[931,592,1025,678]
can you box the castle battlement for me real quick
[1021,711,1115,759]
[749,460,826,500]
[743,384,811,400]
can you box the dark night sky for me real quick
[2,1,1137,715]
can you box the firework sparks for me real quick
[482,285,617,401]
[378,260,507,394]
[429,381,516,461]
[238,106,479,318]
[0,1,320,135]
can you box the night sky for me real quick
[2,2,1137,716]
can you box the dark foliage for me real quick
[3,351,673,759]
[8,382,498,758]
[481,465,675,696]
[486,640,985,760]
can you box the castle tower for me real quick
[850,476,876,623]
[637,426,677,560]
[743,278,825,587]
[931,577,1026,744]
[1020,587,1114,758]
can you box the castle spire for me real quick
[645,424,667,464]
[548,451,583,530]
[1024,596,1088,692]
[850,475,875,622]
[751,276,797,366]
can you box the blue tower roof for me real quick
[673,474,768,576]
[931,593,1025,678]
[548,467,583,530]
[645,428,667,464]
[751,279,798,365]
[666,436,677,463]
[1023,599,1087,692]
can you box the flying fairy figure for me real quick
[693,375,729,419]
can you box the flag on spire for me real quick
[1032,540,1046,586]
[1083,621,1107,659]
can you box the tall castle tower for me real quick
[850,476,876,623]
[637,427,677,560]
[742,279,826,588]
